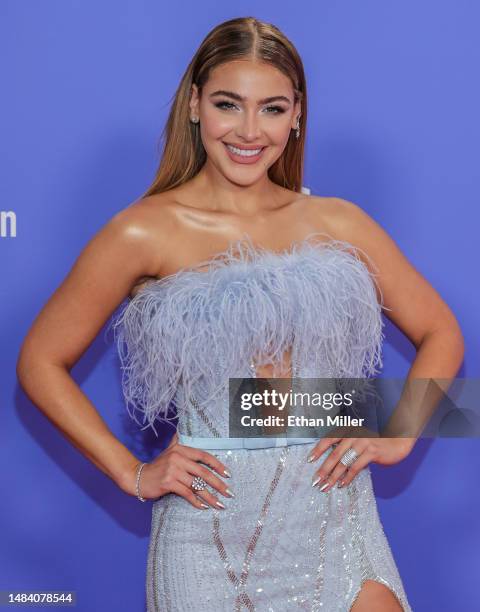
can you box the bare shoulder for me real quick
[296,194,348,235]
[300,195,365,233]
[309,196,463,349]
[308,194,405,283]
[324,196,381,237]
[109,194,171,246]
[110,193,182,263]
[306,195,392,262]
[15,194,178,371]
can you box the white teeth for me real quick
[226,144,263,157]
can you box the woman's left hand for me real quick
[307,426,416,491]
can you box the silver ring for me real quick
[191,476,208,492]
[339,448,359,468]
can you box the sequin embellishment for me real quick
[118,235,412,611]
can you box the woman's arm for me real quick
[16,201,163,496]
[333,198,464,360]
[308,197,465,490]
[335,197,464,442]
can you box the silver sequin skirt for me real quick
[146,442,412,611]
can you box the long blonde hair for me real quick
[140,16,307,198]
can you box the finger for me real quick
[306,437,342,463]
[306,422,359,462]
[312,438,371,486]
[177,445,232,479]
[171,481,212,510]
[337,451,373,488]
[178,472,230,510]
[184,476,229,510]
[312,438,352,483]
[165,448,233,501]
[316,446,366,492]
[177,460,234,500]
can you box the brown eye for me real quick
[215,101,237,110]
[264,106,286,114]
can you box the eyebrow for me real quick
[209,90,292,105]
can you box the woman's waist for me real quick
[177,433,319,450]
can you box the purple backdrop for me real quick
[1,1,478,611]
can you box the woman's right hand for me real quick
[123,433,234,510]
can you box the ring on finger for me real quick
[191,476,208,492]
[339,447,359,468]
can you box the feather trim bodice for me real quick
[110,232,385,436]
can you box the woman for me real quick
[17,16,464,612]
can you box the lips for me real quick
[223,142,267,165]
[223,142,266,150]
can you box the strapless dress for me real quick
[111,231,412,611]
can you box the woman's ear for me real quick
[189,83,200,119]
[291,101,302,130]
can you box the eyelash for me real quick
[214,101,286,114]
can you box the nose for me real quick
[235,109,262,142]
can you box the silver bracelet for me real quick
[135,462,148,502]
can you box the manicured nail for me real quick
[311,475,323,487]
[200,503,210,509]
[319,482,330,492]
[216,501,226,509]
[337,480,345,488]
[307,453,316,463]
[225,488,235,498]
[223,469,231,478]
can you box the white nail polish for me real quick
[319,482,329,492]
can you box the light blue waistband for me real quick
[177,433,318,450]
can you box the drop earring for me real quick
[295,115,301,139]
[190,116,199,124]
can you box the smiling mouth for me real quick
[223,142,266,157]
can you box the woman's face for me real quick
[189,59,301,187]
